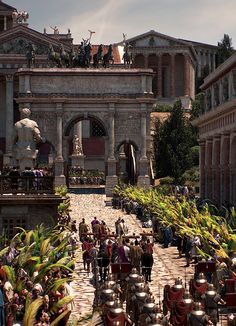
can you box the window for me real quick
[90,120,106,137]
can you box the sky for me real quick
[5,0,236,46]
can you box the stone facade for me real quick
[16,68,155,194]
[0,195,62,236]
[193,52,236,206]
[121,31,218,104]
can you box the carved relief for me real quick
[31,112,56,132]
[0,37,49,55]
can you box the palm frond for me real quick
[50,295,75,315]
[50,309,71,326]
[23,297,43,326]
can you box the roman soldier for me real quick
[201,284,225,326]
[187,302,213,326]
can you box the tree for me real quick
[153,100,198,183]
[217,34,234,66]
[190,92,204,120]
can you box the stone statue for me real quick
[12,10,29,24]
[12,108,42,170]
[73,135,83,155]
[50,26,59,34]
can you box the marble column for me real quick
[138,104,150,188]
[228,72,233,100]
[211,85,215,109]
[212,135,221,204]
[197,52,202,78]
[205,138,213,200]
[220,132,230,206]
[199,140,206,198]
[184,54,190,96]
[229,131,236,205]
[54,103,66,186]
[4,75,14,163]
[157,54,162,97]
[213,52,216,70]
[170,53,176,98]
[208,52,211,72]
[140,109,147,160]
[144,56,148,69]
[4,16,7,31]
[106,103,118,196]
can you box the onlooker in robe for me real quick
[79,218,88,242]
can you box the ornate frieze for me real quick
[0,37,49,55]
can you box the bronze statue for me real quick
[47,44,62,67]
[93,44,103,68]
[103,44,114,68]
[26,42,36,68]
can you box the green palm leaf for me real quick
[50,309,71,326]
[23,297,43,326]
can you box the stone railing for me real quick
[0,176,54,194]
[203,68,236,113]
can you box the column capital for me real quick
[5,74,14,82]
[108,102,116,113]
[221,131,230,138]
[56,102,63,116]
[198,138,206,146]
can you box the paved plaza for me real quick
[69,193,195,325]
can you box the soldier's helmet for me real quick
[174,277,183,289]
[196,272,207,283]
[193,301,203,311]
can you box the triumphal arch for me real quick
[16,68,154,194]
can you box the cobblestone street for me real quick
[69,193,196,324]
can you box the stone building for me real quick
[0,0,220,191]
[193,52,236,206]
[123,30,218,102]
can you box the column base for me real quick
[54,158,66,187]
[3,154,12,167]
[105,175,118,197]
[54,175,66,187]
[107,158,117,176]
[137,175,150,188]
[71,154,85,169]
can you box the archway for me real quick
[64,115,107,187]
[116,140,138,185]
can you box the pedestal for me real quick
[137,175,150,188]
[105,176,118,197]
[137,157,150,188]
[3,154,12,167]
[106,158,118,196]
[54,159,66,187]
[71,154,85,169]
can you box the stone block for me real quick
[105,176,118,196]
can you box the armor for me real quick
[188,302,210,326]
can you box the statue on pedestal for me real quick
[12,108,42,171]
[73,135,83,155]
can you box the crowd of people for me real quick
[78,215,155,287]
[0,224,75,326]
[0,166,53,192]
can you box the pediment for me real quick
[0,25,69,55]
[126,30,189,48]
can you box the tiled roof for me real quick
[74,44,121,63]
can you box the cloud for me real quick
[6,0,236,46]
